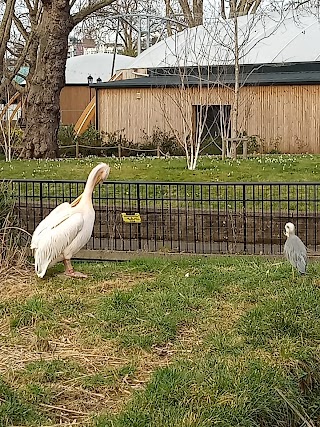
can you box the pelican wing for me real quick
[34,212,84,278]
[31,202,71,249]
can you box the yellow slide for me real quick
[74,96,95,136]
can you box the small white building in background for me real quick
[65,52,134,84]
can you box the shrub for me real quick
[237,132,263,155]
[0,182,29,280]
[0,126,24,158]
[140,127,184,156]
[80,125,104,155]
[58,124,104,157]
[101,129,134,157]
[0,181,14,228]
[58,125,184,158]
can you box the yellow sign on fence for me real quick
[121,213,142,224]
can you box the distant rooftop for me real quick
[65,53,134,84]
[92,62,320,88]
[125,10,320,69]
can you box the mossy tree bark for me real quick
[23,0,73,159]
[22,0,116,159]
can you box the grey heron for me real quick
[283,222,307,278]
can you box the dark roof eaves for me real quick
[92,71,320,89]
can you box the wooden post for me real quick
[157,142,160,158]
[118,142,121,159]
[75,137,79,158]
[230,139,237,159]
[243,138,248,159]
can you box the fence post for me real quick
[136,183,142,250]
[243,138,248,159]
[157,143,160,158]
[242,184,247,253]
[118,142,122,159]
[39,181,43,220]
[75,137,79,158]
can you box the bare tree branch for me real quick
[221,0,227,18]
[192,0,203,25]
[177,0,195,26]
[10,78,25,93]
[6,46,20,57]
[24,0,34,15]
[0,0,16,79]
[0,31,35,95]
[165,0,173,36]
[13,14,29,40]
[251,0,262,13]
[225,0,262,18]
[72,0,116,26]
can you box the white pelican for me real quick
[31,163,110,278]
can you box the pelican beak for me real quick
[95,166,110,187]
[95,174,104,187]
[71,193,83,207]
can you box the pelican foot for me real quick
[64,271,88,278]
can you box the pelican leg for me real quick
[63,259,88,278]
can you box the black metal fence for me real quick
[5,179,320,256]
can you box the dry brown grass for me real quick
[0,255,269,426]
[0,198,33,285]
[0,270,183,425]
[0,331,173,424]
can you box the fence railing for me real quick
[5,179,320,257]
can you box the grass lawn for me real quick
[2,154,320,182]
[1,256,320,426]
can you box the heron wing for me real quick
[34,212,84,278]
[296,254,307,274]
[284,236,307,273]
[31,202,71,249]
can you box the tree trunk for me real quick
[23,0,73,159]
[193,0,203,26]
[230,13,239,159]
[0,0,16,81]
[165,0,173,36]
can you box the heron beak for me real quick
[71,193,83,207]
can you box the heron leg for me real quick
[63,259,88,278]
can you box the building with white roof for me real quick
[65,53,133,84]
[61,53,133,124]
[126,10,320,69]
[91,11,320,154]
